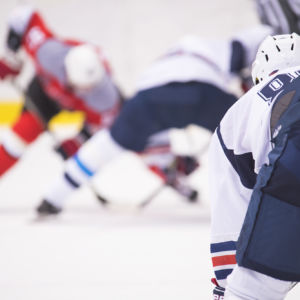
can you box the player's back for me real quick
[209,65,300,243]
[136,35,234,92]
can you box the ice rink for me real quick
[0,0,300,299]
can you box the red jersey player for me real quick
[0,5,123,176]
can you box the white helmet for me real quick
[64,44,104,89]
[252,33,300,84]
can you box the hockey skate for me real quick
[36,199,62,217]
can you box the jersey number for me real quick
[258,71,300,105]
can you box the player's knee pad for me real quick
[237,100,300,281]
[12,111,44,144]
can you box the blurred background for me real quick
[0,1,299,300]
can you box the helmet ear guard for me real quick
[64,44,105,90]
[252,33,300,85]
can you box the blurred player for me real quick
[209,33,300,299]
[256,0,300,34]
[0,5,123,176]
[34,24,273,215]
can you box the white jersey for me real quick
[136,35,234,92]
[209,66,300,288]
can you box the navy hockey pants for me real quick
[110,81,237,151]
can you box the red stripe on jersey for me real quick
[212,255,236,267]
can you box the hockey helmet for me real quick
[64,44,105,89]
[252,33,300,84]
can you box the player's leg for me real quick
[37,128,125,215]
[0,76,60,177]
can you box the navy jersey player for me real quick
[209,33,300,299]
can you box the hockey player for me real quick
[0,5,122,176]
[209,33,300,299]
[34,25,273,215]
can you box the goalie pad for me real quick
[237,78,300,281]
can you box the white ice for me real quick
[0,0,299,299]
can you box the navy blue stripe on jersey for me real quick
[215,269,234,281]
[211,241,236,253]
[64,172,80,188]
[216,126,257,189]
[74,154,94,177]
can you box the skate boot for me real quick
[36,199,62,216]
